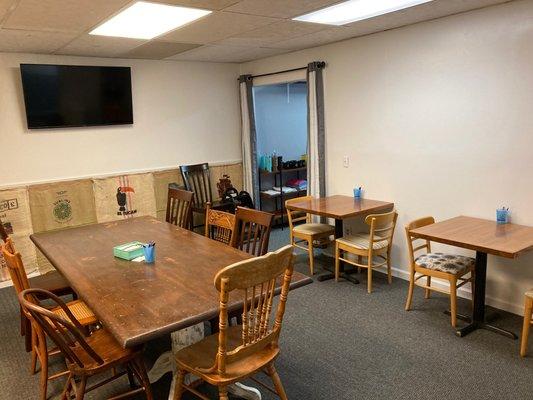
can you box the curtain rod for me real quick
[250,66,307,79]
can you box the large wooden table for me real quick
[286,195,394,283]
[30,216,312,348]
[410,216,533,338]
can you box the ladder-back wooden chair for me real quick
[404,216,475,327]
[1,217,75,351]
[286,196,335,275]
[520,290,533,357]
[335,210,398,293]
[232,207,274,257]
[173,245,294,400]
[166,187,194,229]
[2,240,98,400]
[205,202,236,245]
[19,288,153,400]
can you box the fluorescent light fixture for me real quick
[90,1,211,40]
[294,0,434,26]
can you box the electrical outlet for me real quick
[343,155,350,168]
[345,227,352,236]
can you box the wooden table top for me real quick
[409,216,533,259]
[31,217,312,348]
[286,195,394,220]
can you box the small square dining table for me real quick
[286,195,394,283]
[410,215,533,338]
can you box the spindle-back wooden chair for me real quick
[166,187,194,229]
[232,207,274,257]
[521,290,533,357]
[335,210,398,293]
[286,196,335,275]
[405,216,475,327]
[205,202,236,245]
[19,288,153,400]
[2,240,97,400]
[173,245,294,400]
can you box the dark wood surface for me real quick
[409,216,533,259]
[286,195,394,220]
[31,217,312,348]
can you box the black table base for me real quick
[449,251,517,339]
[316,218,360,285]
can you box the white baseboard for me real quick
[389,266,524,316]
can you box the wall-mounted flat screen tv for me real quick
[20,64,133,129]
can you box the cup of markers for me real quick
[496,207,509,224]
[353,187,363,199]
[143,241,156,263]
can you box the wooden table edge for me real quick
[287,200,394,220]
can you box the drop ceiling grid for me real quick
[0,0,517,62]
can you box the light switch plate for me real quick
[343,156,350,168]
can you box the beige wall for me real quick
[0,53,241,187]
[241,0,533,314]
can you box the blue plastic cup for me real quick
[143,246,155,263]
[496,209,509,224]
[353,188,363,198]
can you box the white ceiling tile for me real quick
[167,43,287,63]
[3,0,131,33]
[160,11,279,44]
[150,1,240,10]
[225,0,342,19]
[0,28,78,53]
[123,41,202,59]
[216,20,328,47]
[270,27,354,50]
[55,35,147,58]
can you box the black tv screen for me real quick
[20,64,133,129]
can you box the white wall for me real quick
[254,82,308,161]
[241,0,533,315]
[0,53,241,187]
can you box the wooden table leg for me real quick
[148,323,262,400]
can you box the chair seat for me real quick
[52,300,98,327]
[69,328,136,374]
[293,223,334,236]
[175,325,279,385]
[336,233,388,250]
[29,271,74,298]
[415,253,475,275]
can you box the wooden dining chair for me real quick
[404,217,475,327]
[166,187,194,229]
[232,207,274,257]
[205,202,236,245]
[2,239,98,400]
[173,245,294,400]
[520,289,533,357]
[335,210,398,293]
[19,288,153,400]
[286,196,335,275]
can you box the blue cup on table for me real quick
[496,208,509,224]
[353,187,363,199]
[143,244,155,263]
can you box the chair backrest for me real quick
[180,163,213,207]
[205,202,236,245]
[232,207,274,256]
[212,245,294,375]
[19,288,103,369]
[405,216,435,266]
[285,196,311,231]
[1,239,30,294]
[0,217,8,242]
[364,210,398,251]
[166,187,194,229]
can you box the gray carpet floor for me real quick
[1,227,532,399]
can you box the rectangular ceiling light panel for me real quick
[90,1,212,40]
[294,0,434,26]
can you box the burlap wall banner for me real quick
[36,247,55,275]
[0,188,37,281]
[93,173,157,223]
[210,163,243,197]
[153,169,183,221]
[28,179,97,233]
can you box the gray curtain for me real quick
[238,75,259,204]
[307,61,326,199]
